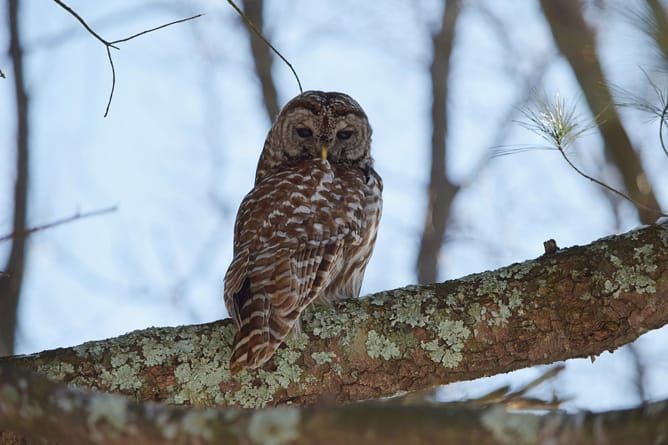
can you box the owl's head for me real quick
[256,91,373,183]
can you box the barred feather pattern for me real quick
[224,90,382,374]
[224,160,382,374]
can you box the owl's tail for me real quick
[228,283,298,375]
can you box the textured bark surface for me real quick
[2,222,667,410]
[1,363,667,445]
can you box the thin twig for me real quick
[104,46,115,117]
[110,14,203,45]
[557,147,666,216]
[52,0,119,49]
[660,101,668,158]
[226,0,303,94]
[52,0,202,116]
[0,205,118,243]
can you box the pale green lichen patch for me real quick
[248,408,300,445]
[100,363,143,392]
[285,331,309,351]
[171,361,225,405]
[311,351,336,365]
[498,260,539,281]
[421,319,470,368]
[110,353,128,368]
[166,325,234,406]
[369,290,392,306]
[141,340,174,367]
[436,320,471,345]
[633,244,658,272]
[467,302,484,323]
[602,248,658,298]
[389,290,433,327]
[488,289,524,326]
[225,338,305,408]
[658,224,668,247]
[366,330,401,360]
[421,339,462,368]
[36,361,75,382]
[476,274,508,296]
[304,306,351,340]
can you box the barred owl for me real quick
[224,91,383,374]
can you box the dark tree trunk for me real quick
[1,0,30,357]
[417,0,462,284]
[241,0,280,122]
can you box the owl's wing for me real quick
[223,246,249,329]
[226,238,346,375]
[224,164,366,374]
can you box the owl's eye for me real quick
[336,130,353,140]
[295,127,313,138]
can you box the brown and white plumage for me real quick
[224,91,382,374]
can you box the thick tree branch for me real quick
[1,363,667,445]
[2,222,667,409]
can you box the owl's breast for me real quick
[235,160,379,250]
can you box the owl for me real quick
[224,91,383,374]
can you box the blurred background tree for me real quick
[1,0,667,412]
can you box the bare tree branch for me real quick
[1,362,668,445]
[52,0,201,116]
[1,0,30,358]
[241,0,280,121]
[2,221,667,409]
[0,205,117,243]
[227,0,303,94]
[417,0,462,284]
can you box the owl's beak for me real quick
[321,147,328,160]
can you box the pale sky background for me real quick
[1,0,667,412]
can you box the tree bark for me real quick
[241,0,280,122]
[1,362,667,445]
[1,0,30,357]
[2,221,667,410]
[417,0,462,284]
[540,0,663,224]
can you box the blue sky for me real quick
[2,0,667,411]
